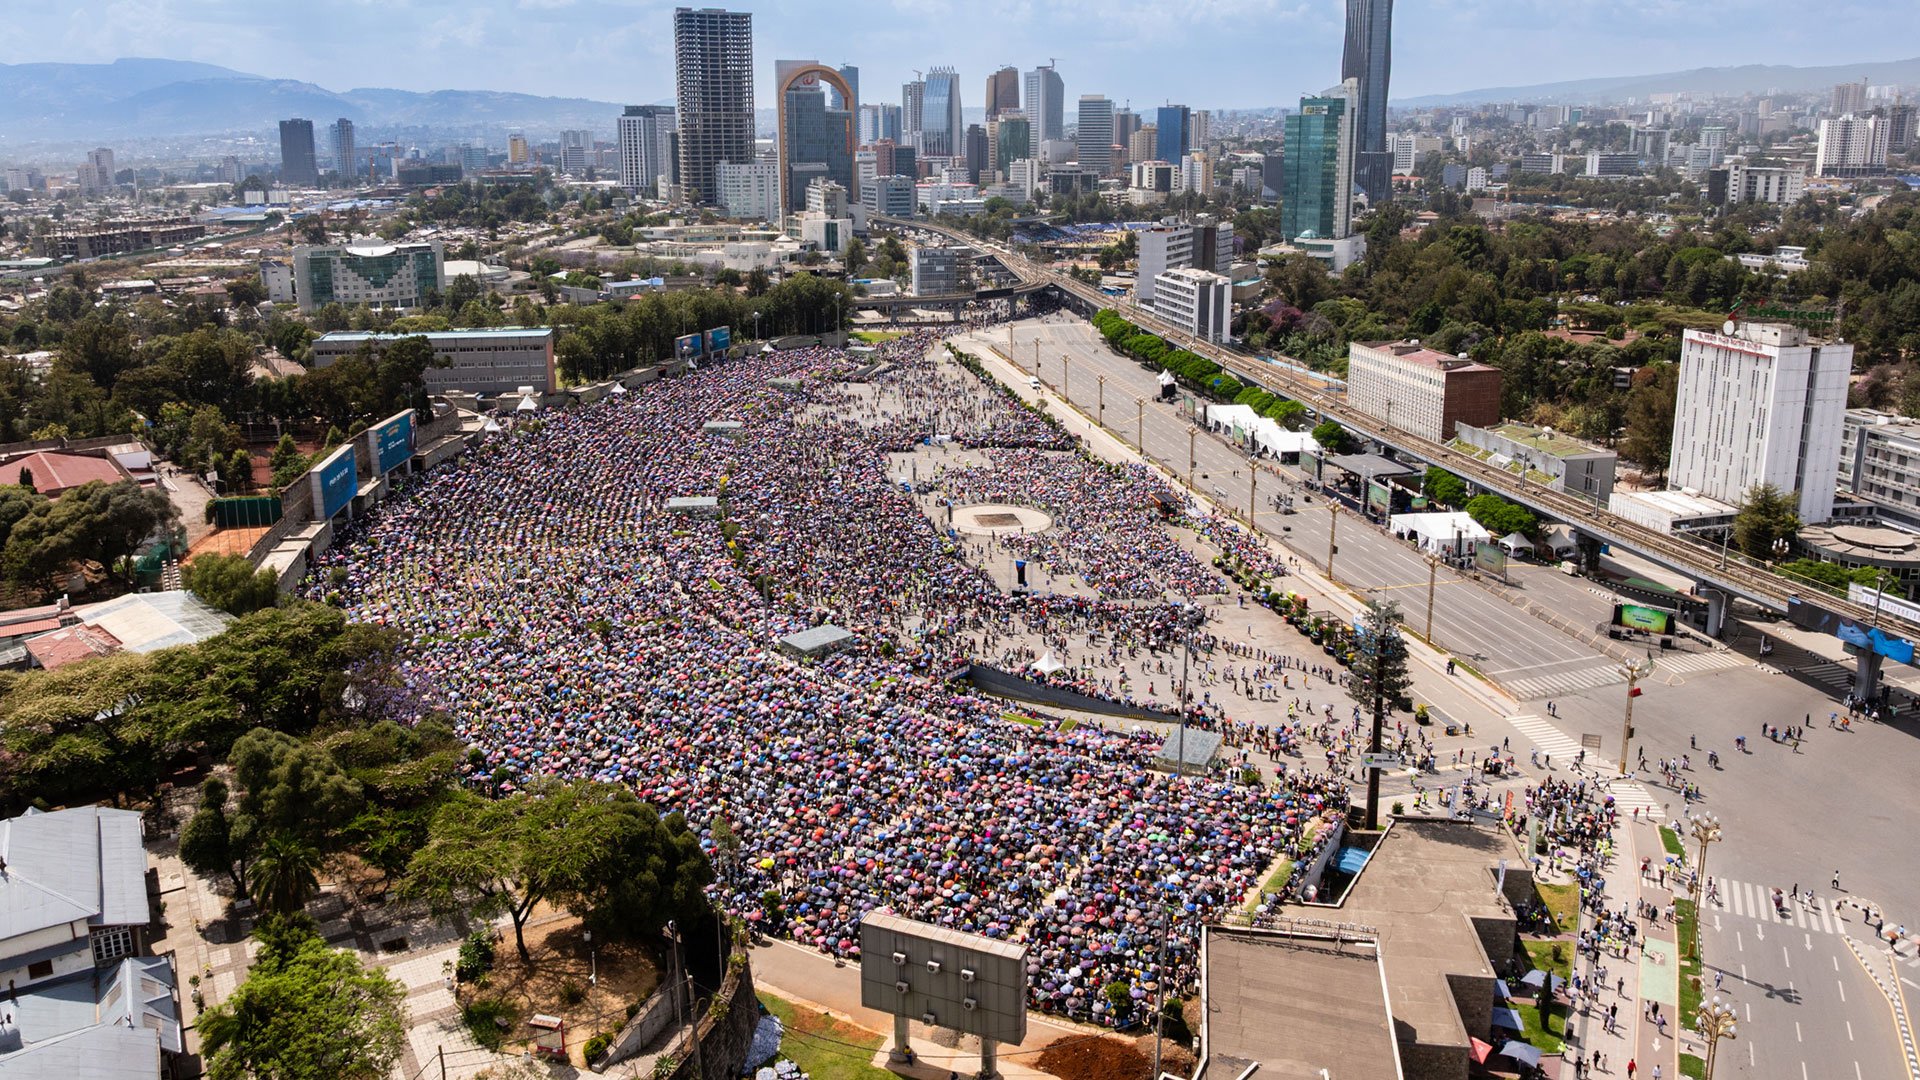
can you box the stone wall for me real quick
[661,950,760,1080]
[597,977,692,1070]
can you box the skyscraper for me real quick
[1342,0,1393,204]
[619,105,678,195]
[1156,105,1190,166]
[858,103,902,146]
[1076,95,1114,176]
[560,130,592,175]
[1832,81,1868,116]
[985,66,1020,119]
[79,147,115,193]
[901,80,926,149]
[834,64,859,112]
[780,72,853,211]
[1025,64,1065,142]
[1280,81,1357,242]
[674,6,754,205]
[331,118,356,178]
[279,118,319,186]
[964,124,988,184]
[994,113,1032,174]
[508,134,529,164]
[921,67,963,158]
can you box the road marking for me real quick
[1799,1020,1804,1041]
[1842,979,1849,1002]
[1739,931,1745,952]
[1810,932,1816,950]
[1786,946,1792,968]
[1850,1020,1856,1040]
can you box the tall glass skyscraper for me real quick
[1342,0,1393,204]
[1024,64,1065,142]
[278,118,318,186]
[1155,105,1190,165]
[921,67,963,158]
[782,84,853,212]
[1280,81,1357,242]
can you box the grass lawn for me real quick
[1524,939,1573,982]
[1058,718,1078,732]
[1677,897,1703,1028]
[1513,998,1568,1054]
[1002,711,1042,726]
[1536,882,1581,935]
[1242,857,1296,912]
[1660,826,1685,859]
[1680,1053,1706,1079]
[851,330,907,344]
[758,993,893,1080]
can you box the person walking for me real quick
[1628,1058,1637,1079]
[1833,870,1842,891]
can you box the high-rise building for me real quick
[1155,105,1191,166]
[1025,64,1065,142]
[1670,321,1851,523]
[861,175,916,218]
[560,130,593,175]
[1816,114,1891,176]
[1191,110,1211,150]
[716,161,779,221]
[921,67,963,158]
[279,118,319,186]
[291,240,444,312]
[1722,160,1806,205]
[619,105,678,195]
[780,76,853,212]
[1341,0,1394,204]
[964,124,989,184]
[78,147,115,193]
[985,66,1020,119]
[1154,268,1231,343]
[331,118,356,177]
[1832,81,1869,116]
[508,134,529,164]
[994,113,1032,174]
[833,64,859,112]
[858,103,902,146]
[1346,341,1502,441]
[901,80,926,148]
[1130,125,1158,167]
[1280,81,1357,242]
[1076,95,1114,176]
[674,6,755,205]
[1888,103,1918,154]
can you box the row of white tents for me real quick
[1203,404,1321,459]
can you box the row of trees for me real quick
[552,273,854,384]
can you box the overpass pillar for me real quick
[1853,650,1884,702]
[1700,587,1728,638]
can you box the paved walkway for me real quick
[1553,815,1681,1080]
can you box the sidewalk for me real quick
[1555,815,1680,1080]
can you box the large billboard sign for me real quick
[1612,602,1674,635]
[674,333,704,362]
[705,325,732,355]
[1789,598,1915,665]
[311,444,357,520]
[859,911,1028,1046]
[369,410,414,475]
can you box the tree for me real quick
[228,727,364,845]
[1732,483,1800,560]
[1464,493,1538,539]
[1621,363,1678,476]
[1347,599,1411,829]
[184,553,281,616]
[250,833,326,915]
[16,467,31,494]
[1310,420,1352,454]
[1423,466,1468,507]
[199,917,407,1080]
[180,777,256,896]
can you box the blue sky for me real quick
[0,0,1910,107]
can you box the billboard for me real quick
[311,444,357,520]
[1366,481,1391,514]
[1788,598,1915,665]
[859,911,1027,1045]
[674,333,704,361]
[705,325,732,355]
[369,410,414,475]
[1612,602,1674,635]
[1473,541,1507,577]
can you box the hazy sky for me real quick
[0,0,1911,108]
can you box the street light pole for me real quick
[1135,397,1146,451]
[1327,504,1341,584]
[1689,813,1722,958]
[1248,467,1257,526]
[1097,374,1106,426]
[1426,554,1439,642]
[1062,354,1070,401]
[1187,426,1199,491]
[1618,656,1654,775]
[1696,996,1738,1079]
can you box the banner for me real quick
[1367,480,1391,514]
[674,333,704,361]
[311,444,356,520]
[1473,541,1507,577]
[705,326,732,355]
[369,411,413,474]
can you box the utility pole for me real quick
[1426,554,1439,642]
[1187,426,1198,491]
[1618,657,1654,775]
[1062,354,1070,401]
[1247,467,1257,526]
[438,1046,446,1080]
[1135,397,1145,451]
[1097,373,1106,426]
[1327,504,1341,584]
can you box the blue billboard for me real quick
[371,411,414,474]
[311,445,357,520]
[705,326,732,355]
[674,333,704,361]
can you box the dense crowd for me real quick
[309,330,1347,1022]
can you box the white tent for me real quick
[1158,370,1176,390]
[1030,651,1065,675]
[1499,532,1533,556]
[1387,511,1489,557]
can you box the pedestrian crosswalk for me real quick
[1502,664,1624,700]
[1656,650,1750,675]
[1604,780,1663,816]
[1707,877,1845,935]
[1506,713,1585,761]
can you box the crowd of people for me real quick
[308,328,1349,1022]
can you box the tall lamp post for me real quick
[1618,656,1655,775]
[1696,996,1739,1079]
[1186,426,1199,491]
[1689,813,1722,958]
[1062,354,1071,401]
[1327,504,1341,584]
[1096,373,1106,426]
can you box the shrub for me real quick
[584,1032,613,1062]
[456,930,495,982]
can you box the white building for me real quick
[290,241,445,313]
[1724,160,1805,205]
[617,105,676,196]
[1346,340,1503,442]
[1136,223,1195,302]
[1153,267,1230,344]
[717,161,780,222]
[1465,167,1489,192]
[1518,152,1565,175]
[1815,114,1890,176]
[1669,322,1851,523]
[560,129,593,175]
[1392,134,1444,173]
[1008,159,1042,201]
[311,327,557,396]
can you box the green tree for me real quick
[0,651,160,809]
[1347,599,1412,829]
[184,553,282,616]
[1464,493,1539,539]
[1620,364,1678,476]
[1310,420,1353,454]
[199,917,407,1080]
[1423,467,1468,507]
[180,777,256,896]
[228,726,365,845]
[1732,483,1800,560]
[249,833,326,915]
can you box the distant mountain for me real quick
[0,58,627,141]
[1398,55,1920,107]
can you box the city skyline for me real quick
[2,0,1914,111]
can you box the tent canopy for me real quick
[1490,1006,1525,1031]
[1499,531,1532,553]
[1030,651,1066,675]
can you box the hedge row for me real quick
[1090,309,1308,429]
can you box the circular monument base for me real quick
[951,503,1052,536]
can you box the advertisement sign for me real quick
[1788,598,1915,665]
[705,325,732,355]
[311,444,357,520]
[674,333,704,361]
[1366,481,1391,513]
[369,411,413,475]
[1612,602,1675,635]
[1473,541,1507,577]
[1361,752,1401,770]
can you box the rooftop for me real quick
[0,805,150,944]
[1484,422,1602,459]
[1357,340,1498,374]
[0,451,129,495]
[1203,928,1402,1080]
[0,955,183,1074]
[72,590,233,654]
[862,910,1029,962]
[315,327,555,343]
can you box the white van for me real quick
[1029,375,1042,391]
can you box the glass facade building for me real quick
[1280,84,1355,243]
[921,68,962,157]
[1155,106,1190,166]
[1342,0,1393,203]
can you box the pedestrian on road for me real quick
[1628,1058,1637,1078]
[1833,870,1842,891]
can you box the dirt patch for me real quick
[1035,1034,1150,1080]
[462,905,661,1065]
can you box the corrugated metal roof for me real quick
[0,806,149,941]
[74,591,233,655]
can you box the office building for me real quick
[717,160,780,221]
[1156,105,1191,166]
[618,105,677,195]
[1452,422,1616,504]
[1670,321,1851,523]
[1232,164,1262,196]
[1816,114,1890,176]
[508,133,529,164]
[278,117,319,186]
[1518,151,1564,175]
[921,67,963,158]
[1633,127,1671,163]
[557,130,591,174]
[901,79,925,148]
[1177,151,1213,193]
[986,66,1020,119]
[1889,103,1917,155]
[1584,151,1640,177]
[675,6,755,205]
[993,113,1032,173]
[1025,64,1065,142]
[77,147,115,193]
[331,118,356,176]
[1132,161,1175,194]
[1076,95,1114,175]
[1342,0,1393,203]
[1838,410,1920,519]
[1154,268,1231,343]
[779,74,853,211]
[311,327,556,396]
[290,240,445,313]
[1192,110,1212,150]
[1138,223,1194,302]
[834,64,859,111]
[1280,81,1356,243]
[964,124,989,184]
[1008,159,1042,201]
[862,175,916,218]
[1832,80,1869,116]
[859,102,902,146]
[1346,340,1502,441]
[911,245,970,294]
[1130,125,1159,167]
[1721,160,1806,205]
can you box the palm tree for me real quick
[249,834,324,915]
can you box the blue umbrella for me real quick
[1499,1041,1543,1069]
